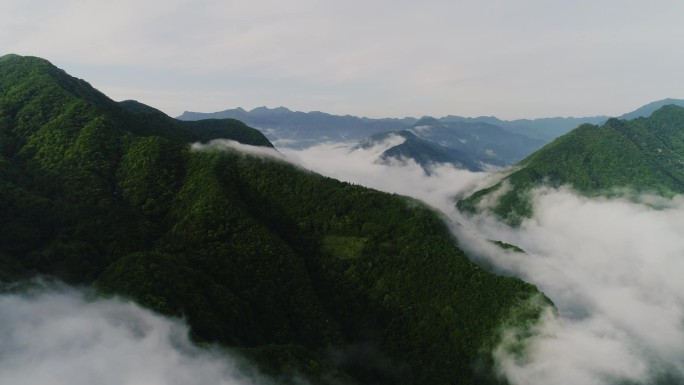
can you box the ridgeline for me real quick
[0,54,545,384]
[458,105,684,225]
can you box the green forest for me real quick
[0,54,547,384]
[458,106,684,225]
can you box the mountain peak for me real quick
[0,53,114,110]
[249,106,292,114]
[618,98,684,120]
[414,116,441,127]
[458,105,684,225]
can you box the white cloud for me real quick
[281,139,485,213]
[192,139,285,160]
[454,187,684,384]
[0,284,271,385]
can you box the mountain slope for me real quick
[359,129,484,171]
[0,55,545,384]
[457,105,684,225]
[411,118,546,166]
[617,98,684,120]
[440,114,609,142]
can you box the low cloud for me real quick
[281,139,485,213]
[0,284,271,385]
[192,139,285,160]
[454,187,684,384]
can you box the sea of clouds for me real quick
[0,283,271,385]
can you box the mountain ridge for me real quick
[457,105,684,225]
[360,118,546,171]
[179,99,684,150]
[0,54,546,385]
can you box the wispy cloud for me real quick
[0,283,273,385]
[281,139,484,213]
[192,139,285,160]
[455,187,684,384]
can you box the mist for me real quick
[454,188,684,384]
[280,138,485,214]
[0,284,271,385]
[192,139,285,160]
[282,142,684,385]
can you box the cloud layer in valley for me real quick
[192,139,285,160]
[454,188,684,385]
[0,284,272,385]
[281,138,485,213]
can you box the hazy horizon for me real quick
[3,1,684,120]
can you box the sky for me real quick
[2,0,684,119]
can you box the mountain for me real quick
[440,114,609,142]
[0,55,546,384]
[180,99,684,152]
[360,117,546,171]
[463,99,684,141]
[410,118,547,167]
[457,105,684,225]
[617,98,684,120]
[358,129,484,171]
[178,106,580,149]
[178,106,415,147]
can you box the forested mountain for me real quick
[616,98,684,120]
[457,105,684,225]
[0,54,546,384]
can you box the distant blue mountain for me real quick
[617,98,684,120]
[439,115,609,142]
[178,107,415,147]
[178,99,684,155]
[358,129,484,171]
[360,118,545,171]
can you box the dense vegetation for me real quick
[458,107,684,225]
[0,54,546,384]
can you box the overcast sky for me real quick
[2,0,684,119]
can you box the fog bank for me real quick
[454,188,684,384]
[281,139,485,213]
[0,285,270,385]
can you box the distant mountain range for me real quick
[359,118,545,171]
[178,107,414,147]
[179,99,684,169]
[457,105,684,225]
